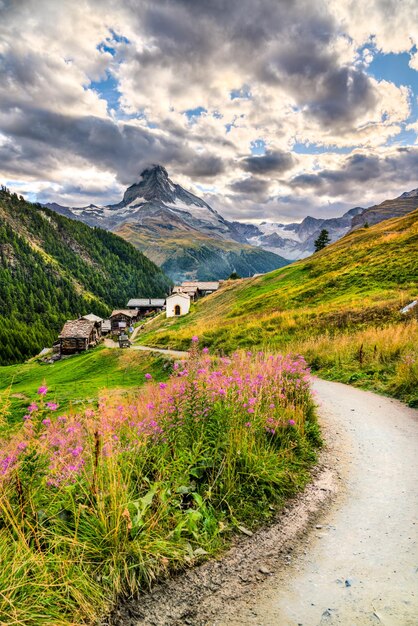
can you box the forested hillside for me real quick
[0,187,171,364]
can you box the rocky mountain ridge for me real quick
[45,167,418,265]
[46,166,289,281]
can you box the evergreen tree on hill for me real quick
[314,229,331,252]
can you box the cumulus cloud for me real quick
[0,0,416,218]
[240,151,296,174]
[290,147,418,197]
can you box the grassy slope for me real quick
[0,347,171,428]
[139,210,418,404]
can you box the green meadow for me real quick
[0,347,171,428]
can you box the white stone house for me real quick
[166,293,191,318]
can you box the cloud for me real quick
[229,177,271,196]
[240,151,296,174]
[289,147,418,197]
[0,0,416,218]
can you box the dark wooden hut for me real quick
[59,319,99,355]
[110,309,138,333]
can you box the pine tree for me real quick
[314,229,331,252]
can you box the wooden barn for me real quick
[80,313,103,338]
[126,298,166,316]
[59,319,100,355]
[110,309,139,333]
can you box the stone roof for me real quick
[59,319,95,339]
[80,313,103,323]
[167,292,190,300]
[110,309,138,318]
[181,281,219,290]
[127,298,166,307]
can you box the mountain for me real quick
[232,206,364,260]
[45,165,290,281]
[0,187,172,365]
[350,188,418,229]
[240,188,418,260]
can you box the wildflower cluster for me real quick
[0,347,314,488]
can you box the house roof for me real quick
[81,313,103,323]
[167,292,191,301]
[127,298,166,307]
[172,286,197,296]
[181,281,219,290]
[110,309,138,318]
[59,319,95,339]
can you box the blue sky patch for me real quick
[250,139,266,155]
[293,142,353,155]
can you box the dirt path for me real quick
[106,379,418,626]
[103,338,188,359]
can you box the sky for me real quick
[1,0,418,223]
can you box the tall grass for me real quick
[0,341,320,625]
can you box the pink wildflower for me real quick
[202,347,209,354]
[191,336,199,342]
[288,419,296,426]
[145,373,152,380]
[37,385,48,396]
[159,382,168,389]
[46,402,59,411]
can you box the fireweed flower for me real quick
[0,348,313,489]
[37,385,48,396]
[191,335,199,342]
[202,347,209,354]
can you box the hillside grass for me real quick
[0,346,320,625]
[138,210,418,405]
[0,347,171,428]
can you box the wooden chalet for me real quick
[59,319,99,355]
[172,281,219,301]
[110,309,139,333]
[126,298,166,316]
[80,313,103,338]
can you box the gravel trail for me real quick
[106,378,418,626]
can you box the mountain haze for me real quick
[46,166,418,270]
